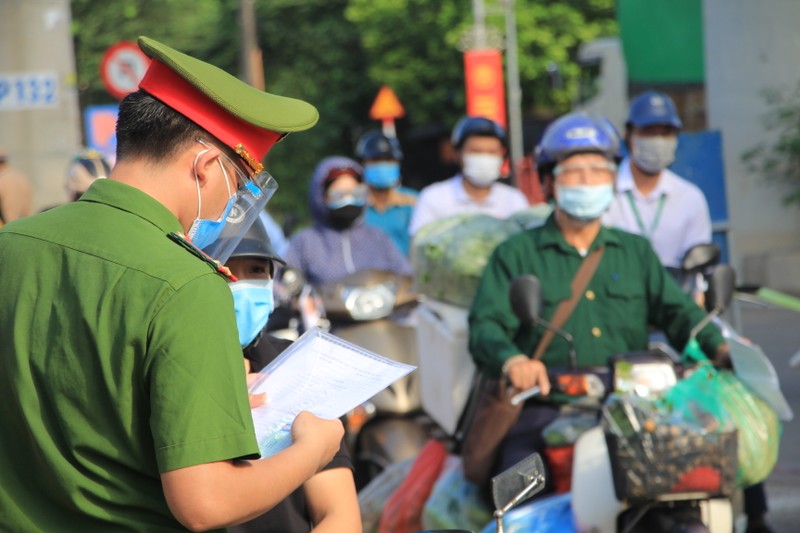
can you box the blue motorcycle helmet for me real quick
[627,90,683,129]
[535,112,622,181]
[450,116,507,150]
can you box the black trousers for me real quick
[744,482,768,517]
[493,401,561,492]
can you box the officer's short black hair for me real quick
[116,90,206,164]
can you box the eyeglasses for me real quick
[553,161,617,184]
[326,184,368,209]
[196,138,273,197]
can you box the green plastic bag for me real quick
[665,340,782,486]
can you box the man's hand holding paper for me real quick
[248,327,416,457]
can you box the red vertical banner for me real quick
[463,49,507,127]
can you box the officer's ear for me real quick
[192,144,225,190]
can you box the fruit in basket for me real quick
[671,465,722,493]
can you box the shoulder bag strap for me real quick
[531,246,605,360]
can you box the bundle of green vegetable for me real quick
[410,205,552,307]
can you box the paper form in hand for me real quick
[248,327,416,458]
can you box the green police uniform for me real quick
[0,180,258,531]
[469,214,725,377]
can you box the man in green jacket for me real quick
[468,112,728,479]
[0,37,342,531]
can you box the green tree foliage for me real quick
[743,83,800,206]
[70,0,616,227]
[253,0,373,222]
[71,0,238,107]
[346,0,617,125]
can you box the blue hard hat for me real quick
[535,112,621,178]
[627,90,683,129]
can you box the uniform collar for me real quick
[538,212,622,254]
[618,157,677,200]
[78,179,184,234]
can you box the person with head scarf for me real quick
[285,156,412,286]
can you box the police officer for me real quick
[409,116,528,235]
[0,37,342,531]
[355,130,417,255]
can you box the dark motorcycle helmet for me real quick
[229,218,286,276]
[355,130,403,161]
[65,148,112,200]
[450,116,507,150]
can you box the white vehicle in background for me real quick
[573,37,628,133]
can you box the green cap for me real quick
[137,36,318,168]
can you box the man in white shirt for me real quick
[603,91,712,269]
[408,116,529,235]
[604,91,774,533]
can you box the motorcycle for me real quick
[508,268,740,533]
[314,269,436,490]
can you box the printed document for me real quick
[248,327,416,457]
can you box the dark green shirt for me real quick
[0,179,258,531]
[468,214,724,377]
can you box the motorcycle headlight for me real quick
[342,283,396,320]
[615,361,678,397]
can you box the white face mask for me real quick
[631,135,677,174]
[462,153,504,187]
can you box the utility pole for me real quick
[472,0,487,49]
[239,0,265,89]
[0,0,82,210]
[504,0,523,186]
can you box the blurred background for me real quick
[2,0,800,294]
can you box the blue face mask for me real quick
[187,152,237,250]
[555,183,614,221]
[229,279,274,348]
[363,162,400,189]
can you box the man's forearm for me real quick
[161,442,321,531]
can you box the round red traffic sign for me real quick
[100,41,150,100]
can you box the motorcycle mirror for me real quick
[681,243,721,274]
[705,264,736,313]
[510,275,541,325]
[491,452,546,513]
[278,267,306,297]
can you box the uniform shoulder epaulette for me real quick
[167,232,238,282]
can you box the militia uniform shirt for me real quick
[468,214,724,377]
[0,179,258,531]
